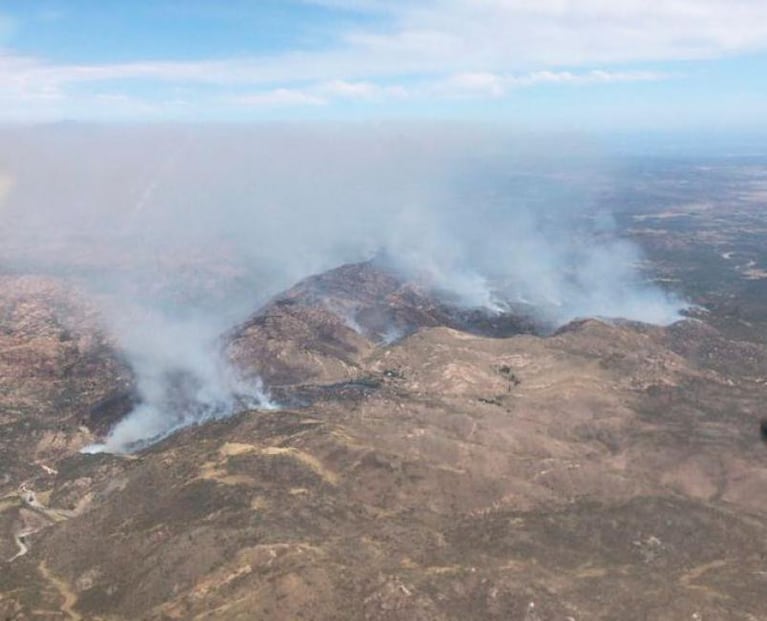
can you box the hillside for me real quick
[2,263,767,620]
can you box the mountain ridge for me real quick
[2,261,767,620]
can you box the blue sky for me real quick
[1,0,766,130]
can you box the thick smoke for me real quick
[0,123,684,451]
[81,303,274,454]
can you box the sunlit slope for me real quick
[2,264,766,620]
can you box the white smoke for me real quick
[82,305,274,454]
[0,123,685,451]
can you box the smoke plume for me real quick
[0,123,684,451]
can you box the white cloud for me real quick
[431,69,669,98]
[0,53,668,103]
[434,72,507,98]
[221,69,667,110]
[4,0,766,90]
[0,1,766,119]
[514,69,669,86]
[227,81,408,111]
[319,80,408,100]
[368,0,767,67]
[231,88,327,107]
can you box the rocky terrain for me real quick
[0,275,134,474]
[226,262,540,388]
[2,259,767,620]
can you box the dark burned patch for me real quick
[271,377,383,408]
[445,306,542,338]
[273,297,299,307]
[87,387,141,434]
[236,261,545,349]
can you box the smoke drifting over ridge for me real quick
[0,124,684,451]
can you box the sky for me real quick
[0,0,766,130]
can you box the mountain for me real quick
[0,275,133,479]
[2,262,767,620]
[226,261,540,388]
